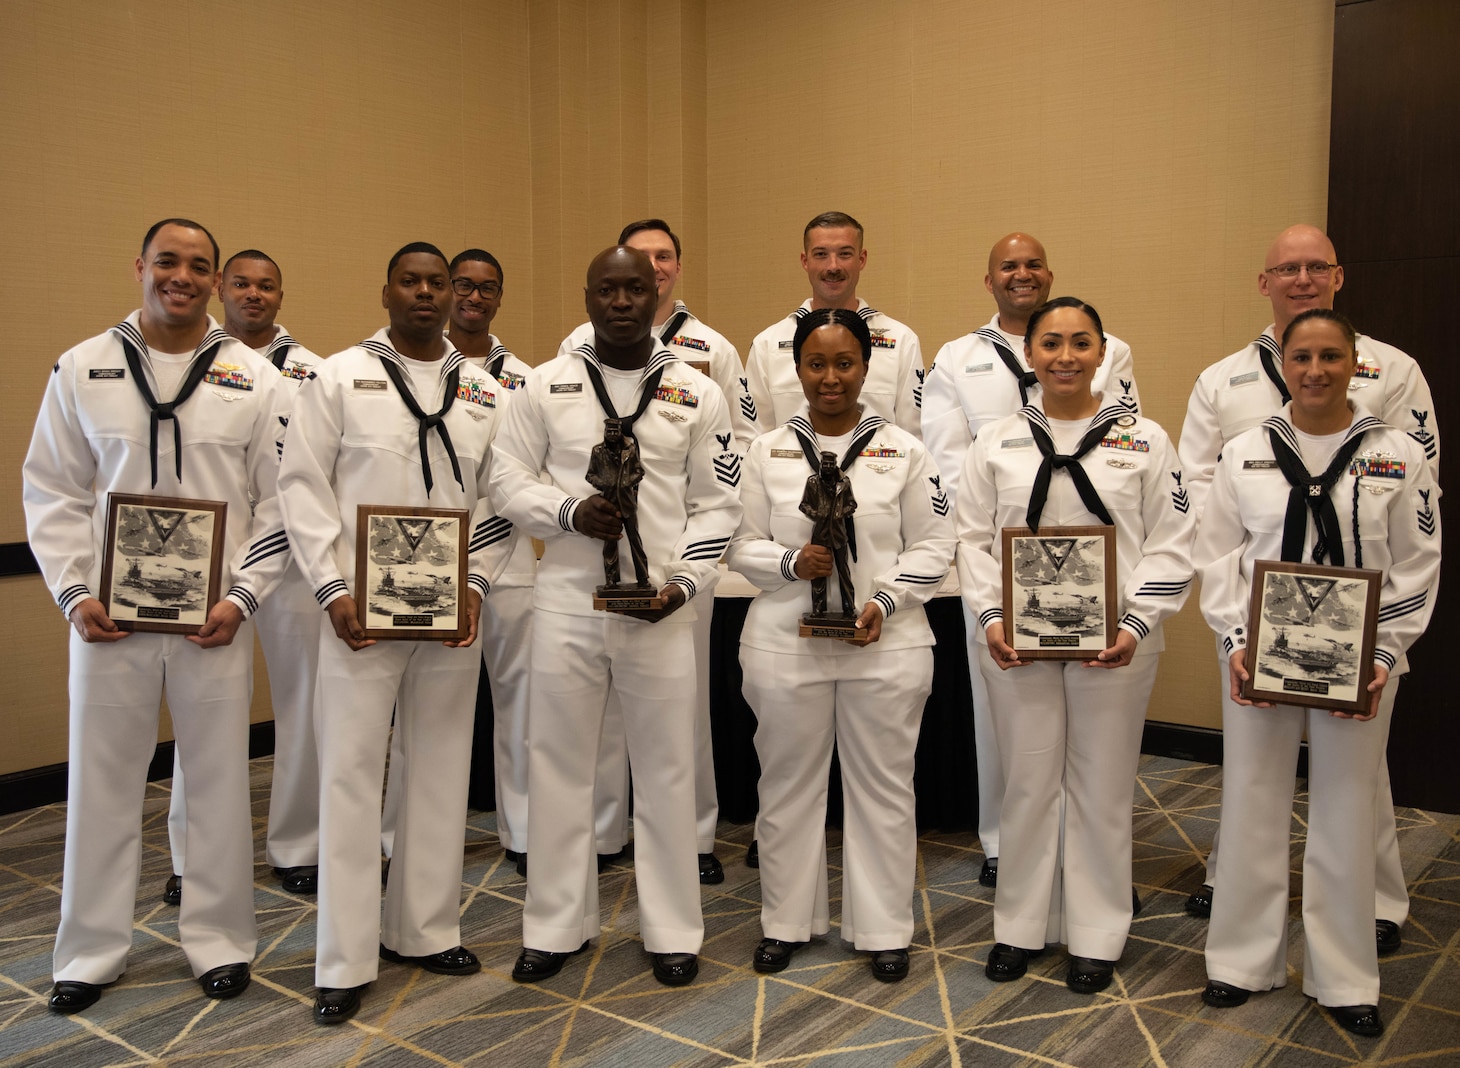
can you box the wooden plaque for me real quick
[1001,525,1118,660]
[356,505,470,641]
[99,493,227,634]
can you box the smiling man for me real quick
[920,231,1142,890]
[490,246,742,989]
[278,242,513,1025]
[1177,223,1439,951]
[744,211,924,437]
[164,249,326,906]
[24,218,291,1013]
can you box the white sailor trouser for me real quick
[483,585,534,854]
[54,629,258,984]
[741,644,932,950]
[313,634,479,990]
[962,601,1002,859]
[1201,642,1408,926]
[1205,677,1398,1007]
[165,573,323,872]
[980,647,1158,961]
[522,608,703,955]
[592,695,632,855]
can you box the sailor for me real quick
[24,218,290,1013]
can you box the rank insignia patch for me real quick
[1418,488,1436,536]
[1170,471,1190,514]
[713,431,742,487]
[204,363,254,390]
[929,474,950,517]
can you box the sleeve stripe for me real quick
[58,584,91,616]
[315,579,348,606]
[1377,592,1428,622]
[873,590,896,618]
[467,575,490,596]
[226,586,259,615]
[977,607,1002,627]
[557,497,580,533]
[239,542,290,570]
[1374,649,1397,669]
[894,573,943,585]
[668,575,697,599]
[684,537,731,554]
[780,550,798,582]
[1119,613,1150,639]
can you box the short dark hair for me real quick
[618,218,681,260]
[449,248,505,285]
[792,307,872,365]
[803,212,864,248]
[1281,307,1357,352]
[221,249,281,282]
[1024,296,1106,344]
[142,218,220,270]
[387,241,449,281]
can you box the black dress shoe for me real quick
[314,985,365,1025]
[48,980,109,1014]
[1066,956,1115,995]
[871,948,910,983]
[752,938,805,973]
[745,840,760,868]
[598,849,625,873]
[273,866,319,894]
[1132,887,1143,917]
[1201,980,1251,1008]
[979,858,998,888]
[1329,1003,1384,1036]
[379,944,481,975]
[199,962,251,1000]
[1186,884,1214,919]
[651,952,699,986]
[512,941,589,982]
[985,942,1041,982]
[381,859,390,886]
[1376,919,1402,955]
[515,853,528,878]
[1331,1003,1384,1038]
[163,874,182,907]
[504,848,524,864]
[699,853,725,885]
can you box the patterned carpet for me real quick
[2,755,1460,1067]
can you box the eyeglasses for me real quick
[452,278,502,298]
[1265,261,1338,279]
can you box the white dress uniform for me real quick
[489,343,742,955]
[1179,328,1438,917]
[746,300,923,439]
[168,326,325,873]
[24,312,290,984]
[560,303,755,854]
[727,412,953,948]
[955,399,1195,959]
[1195,411,1439,1006]
[278,330,512,990]
[922,315,1140,862]
[380,337,536,859]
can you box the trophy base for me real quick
[594,584,665,612]
[800,614,869,643]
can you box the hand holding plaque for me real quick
[587,417,664,611]
[797,450,866,642]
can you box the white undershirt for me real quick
[1045,416,1088,455]
[144,348,195,402]
[400,355,446,410]
[814,429,855,460]
[1292,425,1350,475]
[599,365,644,416]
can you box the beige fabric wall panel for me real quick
[704,0,1333,728]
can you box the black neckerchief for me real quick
[976,325,1038,405]
[786,413,885,563]
[1255,333,1291,404]
[112,320,229,488]
[265,332,297,371]
[485,349,506,382]
[1024,405,1122,532]
[1264,414,1378,567]
[657,305,691,345]
[576,344,669,437]
[361,338,464,496]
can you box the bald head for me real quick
[1258,224,1344,333]
[985,232,1053,334]
[585,245,658,360]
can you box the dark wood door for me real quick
[1328,0,1460,812]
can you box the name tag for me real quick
[89,368,126,380]
[770,448,802,459]
[1001,436,1033,449]
[1229,371,1259,386]
[1243,459,1278,470]
[550,382,583,394]
[965,362,994,374]
[354,379,387,391]
[778,340,794,350]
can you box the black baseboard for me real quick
[1140,721,1223,765]
[0,721,277,816]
